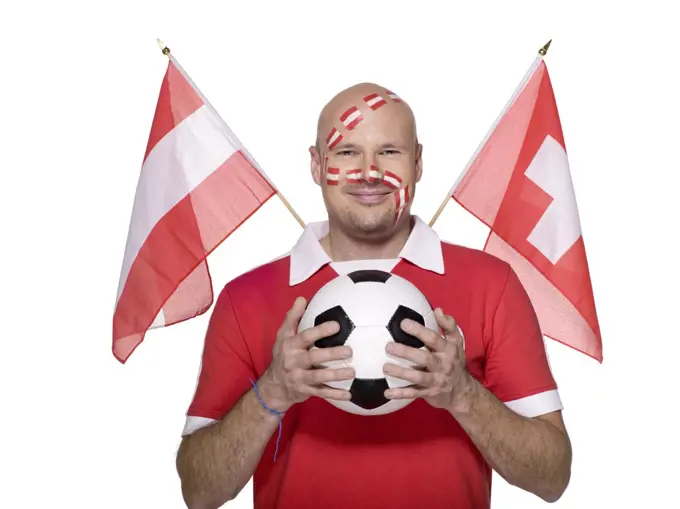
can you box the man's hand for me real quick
[383,308,473,411]
[258,296,355,413]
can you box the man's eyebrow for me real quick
[333,142,359,150]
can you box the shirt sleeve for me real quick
[483,265,563,418]
[182,285,256,436]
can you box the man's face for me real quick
[310,85,422,237]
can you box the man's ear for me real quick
[309,145,322,186]
[415,141,423,182]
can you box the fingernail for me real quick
[343,346,352,357]
[401,319,413,331]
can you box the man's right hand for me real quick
[257,296,355,413]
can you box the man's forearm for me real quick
[176,388,281,509]
[450,377,572,502]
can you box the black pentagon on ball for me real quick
[350,378,390,409]
[313,305,355,348]
[387,305,425,349]
[346,269,392,284]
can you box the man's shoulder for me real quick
[223,252,292,299]
[440,240,511,278]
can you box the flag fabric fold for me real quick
[113,55,276,363]
[449,56,602,362]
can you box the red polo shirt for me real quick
[182,216,562,509]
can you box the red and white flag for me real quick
[447,55,603,362]
[113,53,276,363]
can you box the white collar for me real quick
[288,215,445,286]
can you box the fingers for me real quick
[300,385,353,401]
[434,308,461,341]
[383,362,434,387]
[385,341,432,368]
[280,296,308,336]
[293,320,341,349]
[384,386,429,400]
[307,345,353,366]
[301,366,355,386]
[400,318,447,351]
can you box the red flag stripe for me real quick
[144,62,203,161]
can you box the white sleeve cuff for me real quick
[504,389,563,418]
[182,416,218,436]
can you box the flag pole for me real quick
[156,39,307,229]
[427,40,552,227]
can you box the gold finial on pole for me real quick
[157,38,171,56]
[538,39,552,56]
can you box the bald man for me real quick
[176,83,572,509]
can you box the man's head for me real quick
[309,82,422,240]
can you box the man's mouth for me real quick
[347,187,393,204]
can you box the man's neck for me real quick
[320,216,414,262]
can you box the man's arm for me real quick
[450,378,572,502]
[176,383,281,509]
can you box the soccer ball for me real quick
[297,269,439,416]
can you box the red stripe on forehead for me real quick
[326,127,343,150]
[340,105,364,130]
[363,93,387,110]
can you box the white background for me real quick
[2,1,679,507]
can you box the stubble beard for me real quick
[341,203,395,239]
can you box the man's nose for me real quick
[360,163,381,183]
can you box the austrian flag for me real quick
[112,54,276,363]
[447,56,603,362]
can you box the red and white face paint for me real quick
[344,165,381,184]
[326,166,341,185]
[340,105,364,130]
[385,89,402,102]
[363,93,387,111]
[326,127,343,150]
[394,185,410,223]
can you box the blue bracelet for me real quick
[249,377,284,462]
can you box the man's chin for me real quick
[345,209,394,235]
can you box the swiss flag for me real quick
[113,54,276,363]
[450,57,602,362]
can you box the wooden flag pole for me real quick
[428,39,552,228]
[156,39,306,229]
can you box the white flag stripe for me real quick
[116,104,239,303]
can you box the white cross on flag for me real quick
[448,56,602,362]
[112,52,276,363]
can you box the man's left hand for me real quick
[383,308,473,411]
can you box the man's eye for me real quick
[382,149,399,155]
[338,150,355,156]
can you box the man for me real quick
[176,83,572,509]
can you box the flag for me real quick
[113,52,277,363]
[447,55,602,362]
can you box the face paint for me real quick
[363,93,387,111]
[340,105,364,130]
[326,167,341,185]
[326,127,343,150]
[345,169,362,185]
[385,89,402,103]
[394,184,411,223]
[381,170,403,190]
[344,165,382,184]
[367,165,381,183]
